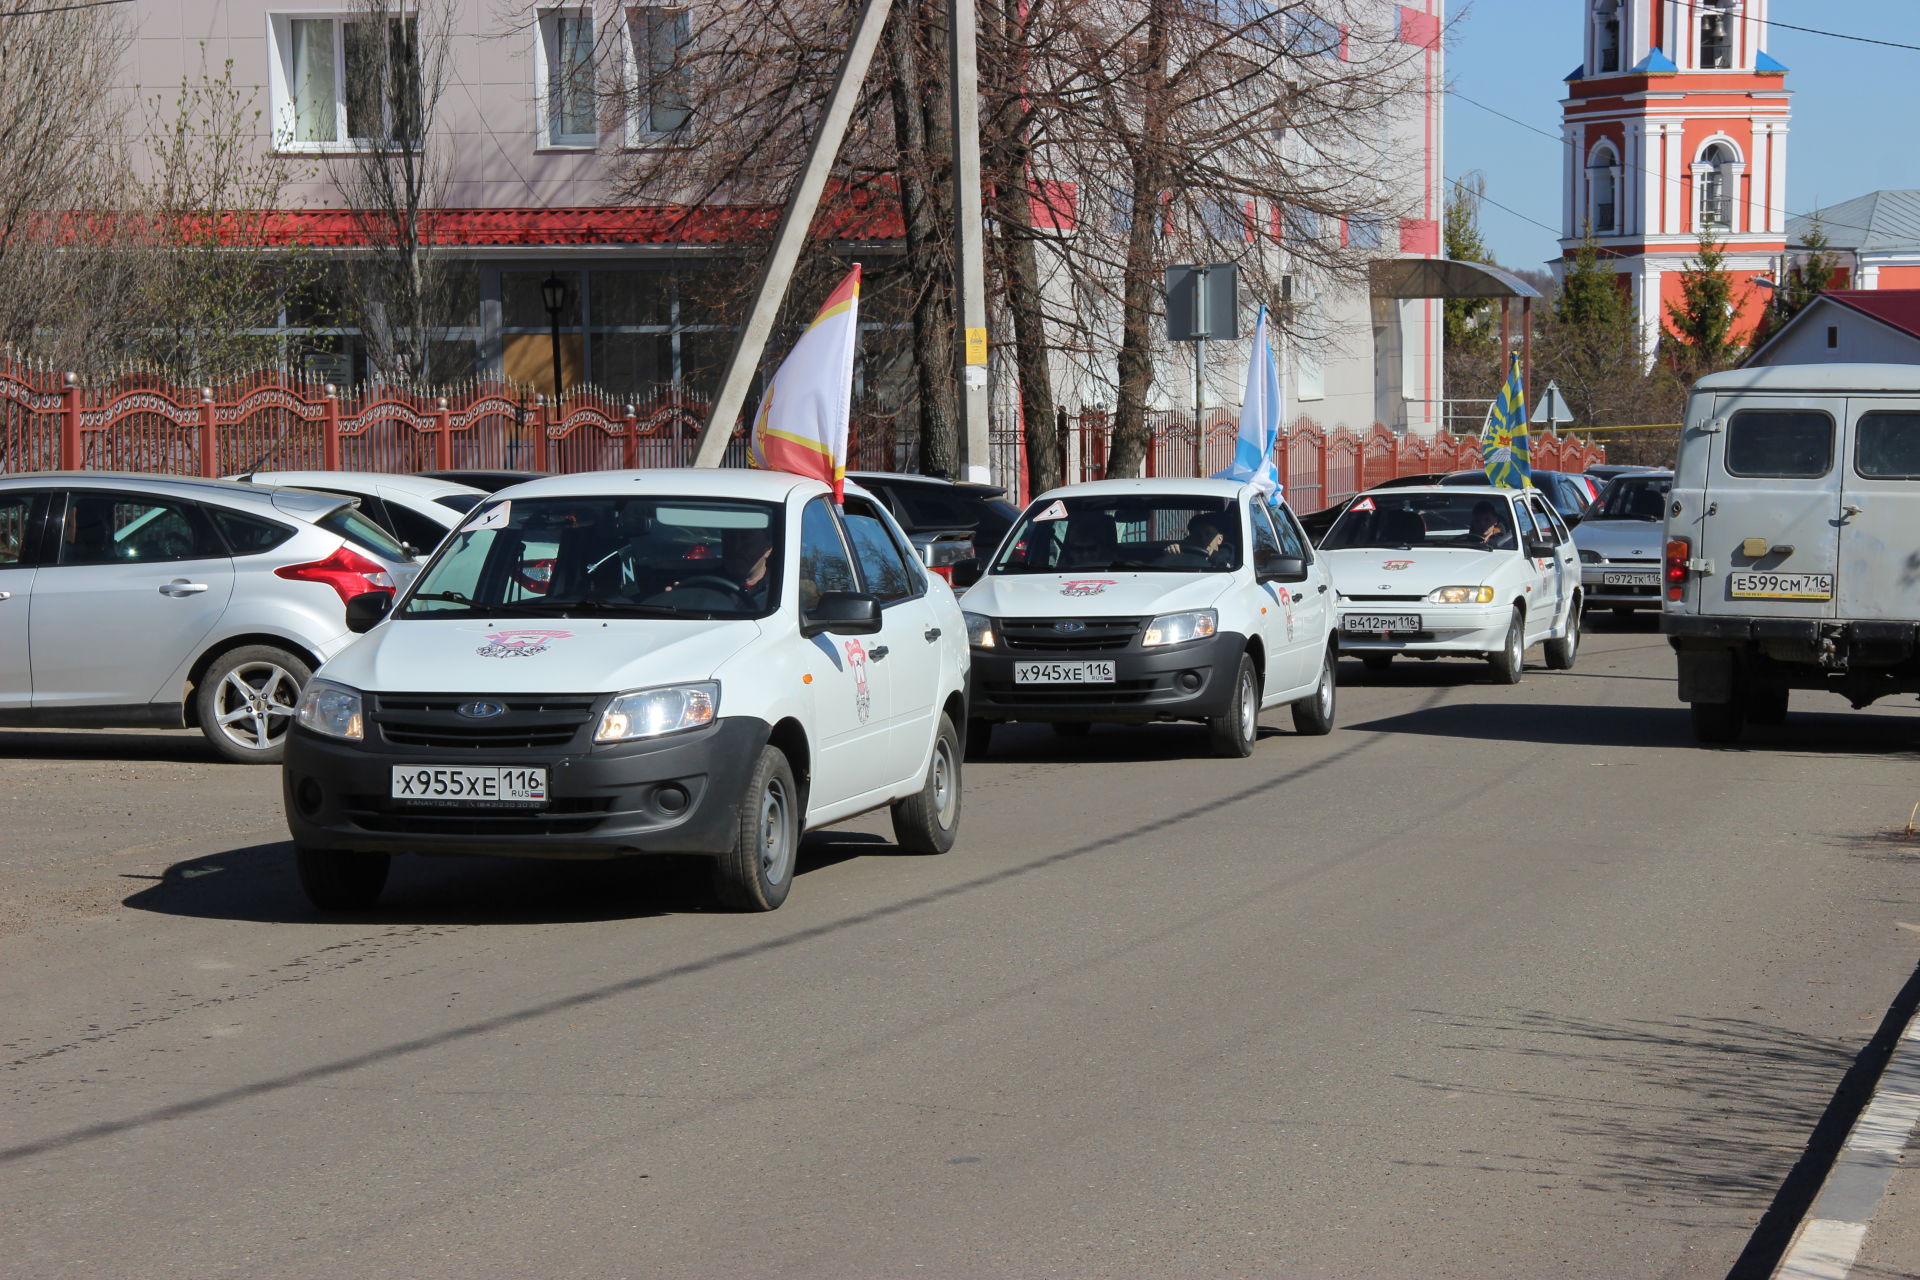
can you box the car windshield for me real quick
[1590,474,1672,521]
[991,494,1241,574]
[1323,492,1518,551]
[398,496,783,620]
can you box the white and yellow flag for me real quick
[749,265,861,502]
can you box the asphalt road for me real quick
[5,619,1920,1279]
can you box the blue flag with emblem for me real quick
[1213,304,1283,503]
[1479,352,1532,489]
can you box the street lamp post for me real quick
[540,273,569,411]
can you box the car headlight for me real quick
[1578,549,1604,565]
[1142,609,1218,648]
[964,611,997,649]
[595,682,719,743]
[1425,585,1496,605]
[295,679,364,741]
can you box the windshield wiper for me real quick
[407,590,483,609]
[500,597,689,618]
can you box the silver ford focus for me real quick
[0,473,418,762]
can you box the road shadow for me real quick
[121,829,899,926]
[0,728,222,764]
[1349,700,1920,755]
[970,718,1320,764]
[1581,608,1665,633]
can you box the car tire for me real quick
[1291,644,1337,736]
[1487,608,1525,685]
[891,715,962,855]
[294,845,390,912]
[1690,697,1746,744]
[1748,682,1789,726]
[1207,653,1260,758]
[965,718,994,759]
[1360,654,1393,673]
[196,644,312,765]
[1052,721,1091,737]
[1543,602,1580,671]
[711,746,800,911]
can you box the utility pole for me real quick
[949,0,992,483]
[692,0,896,467]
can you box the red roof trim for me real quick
[1824,289,1920,341]
[251,204,904,248]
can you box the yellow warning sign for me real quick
[964,327,988,366]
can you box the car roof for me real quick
[847,470,1008,498]
[241,471,485,500]
[0,471,350,519]
[1694,363,1920,394]
[1363,484,1525,498]
[488,467,829,502]
[1031,477,1250,502]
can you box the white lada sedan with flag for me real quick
[1319,485,1582,683]
[282,470,970,914]
[953,478,1339,758]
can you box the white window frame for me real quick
[536,6,599,150]
[624,3,692,146]
[1587,142,1619,234]
[1697,0,1734,69]
[267,11,421,154]
[1692,138,1743,233]
[1591,0,1620,74]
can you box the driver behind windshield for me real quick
[1164,512,1236,566]
[1059,513,1118,570]
[1464,500,1513,550]
[661,525,774,608]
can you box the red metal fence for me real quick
[1,362,1602,513]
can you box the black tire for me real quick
[965,718,994,760]
[1291,643,1337,736]
[711,746,800,911]
[1052,721,1092,737]
[1207,653,1260,758]
[295,845,390,912]
[1487,607,1525,685]
[1543,601,1580,671]
[1691,697,1746,744]
[1360,653,1393,673]
[1748,682,1790,726]
[891,715,962,854]
[196,644,313,764]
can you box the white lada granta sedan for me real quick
[1319,485,1583,684]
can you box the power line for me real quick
[0,0,134,15]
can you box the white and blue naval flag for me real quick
[1213,303,1284,503]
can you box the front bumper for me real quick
[1580,566,1662,610]
[283,716,770,859]
[969,629,1247,723]
[1334,603,1510,657]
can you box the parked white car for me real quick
[1320,485,1582,682]
[953,478,1338,757]
[0,473,417,762]
[229,471,486,555]
[283,470,970,913]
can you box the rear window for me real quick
[211,507,296,555]
[317,506,410,562]
[1855,411,1920,479]
[1725,409,1834,478]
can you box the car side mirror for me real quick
[1561,512,1582,528]
[1256,552,1308,584]
[345,590,393,634]
[1524,537,1556,558]
[801,591,882,638]
[948,558,984,589]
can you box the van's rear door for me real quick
[1699,398,1841,620]
[1837,400,1920,621]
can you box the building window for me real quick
[627,6,691,140]
[1588,144,1618,234]
[272,13,421,150]
[1593,0,1620,73]
[1699,0,1732,68]
[540,8,598,147]
[1697,143,1736,230]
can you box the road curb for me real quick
[1773,1008,1920,1279]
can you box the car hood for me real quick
[1572,518,1664,560]
[317,616,764,694]
[961,571,1232,618]
[1320,546,1508,595]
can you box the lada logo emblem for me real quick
[1053,620,1086,633]
[458,700,506,719]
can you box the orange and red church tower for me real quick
[1559,0,1790,346]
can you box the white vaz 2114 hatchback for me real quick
[1319,485,1583,683]
[954,478,1339,757]
[283,470,971,913]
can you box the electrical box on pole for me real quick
[1165,264,1238,474]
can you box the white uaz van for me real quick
[954,478,1338,757]
[1665,364,1920,742]
[283,470,970,911]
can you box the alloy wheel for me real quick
[212,661,301,753]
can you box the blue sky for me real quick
[1445,0,1920,271]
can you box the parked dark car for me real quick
[847,471,1023,576]
[1297,473,1448,544]
[418,469,546,494]
[1441,468,1595,522]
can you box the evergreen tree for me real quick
[1665,232,1743,373]
[1756,218,1838,343]
[1443,174,1496,353]
[1556,232,1634,332]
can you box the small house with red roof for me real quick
[1744,291,1920,367]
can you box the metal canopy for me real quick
[1369,258,1543,300]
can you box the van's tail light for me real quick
[276,546,397,606]
[1664,538,1691,602]
[928,565,954,582]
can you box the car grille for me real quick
[345,795,616,836]
[1340,593,1425,603]
[998,617,1143,652]
[980,678,1160,705]
[1603,556,1659,565]
[371,692,599,751]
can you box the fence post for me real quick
[1315,428,1329,505]
[200,388,218,477]
[534,396,552,472]
[60,373,81,469]
[623,405,639,469]
[322,385,341,471]
[434,398,453,469]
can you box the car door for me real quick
[1837,401,1920,621]
[0,491,47,711]
[1696,400,1842,621]
[795,496,894,810]
[842,495,942,779]
[1528,494,1575,634]
[29,490,237,710]
[1277,501,1332,670]
[1249,501,1318,694]
[1507,498,1552,641]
